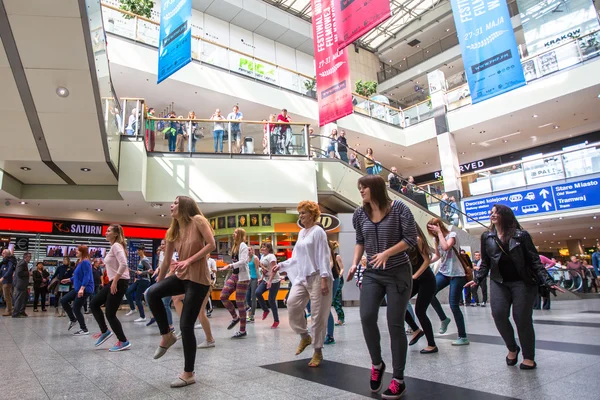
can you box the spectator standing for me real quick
[337,130,349,162]
[327,130,338,158]
[470,251,488,307]
[210,109,226,153]
[592,244,600,286]
[533,255,555,310]
[364,148,375,175]
[0,249,17,316]
[388,167,401,192]
[32,261,50,312]
[227,105,244,153]
[277,109,292,155]
[349,153,361,170]
[145,107,156,151]
[12,252,32,318]
[125,108,138,136]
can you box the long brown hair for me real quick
[108,224,128,256]
[328,240,340,276]
[166,196,212,242]
[358,175,391,218]
[427,218,450,243]
[231,228,247,256]
[490,204,520,244]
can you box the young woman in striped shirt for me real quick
[347,175,417,400]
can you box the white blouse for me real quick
[279,226,331,285]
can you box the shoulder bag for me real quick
[451,246,473,282]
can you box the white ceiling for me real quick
[0,0,117,185]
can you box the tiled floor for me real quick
[1,298,599,399]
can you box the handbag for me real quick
[451,246,473,282]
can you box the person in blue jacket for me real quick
[592,244,600,284]
[60,246,94,335]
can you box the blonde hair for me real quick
[108,224,128,256]
[166,196,212,242]
[231,228,247,256]
[298,200,320,223]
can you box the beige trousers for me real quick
[2,284,13,314]
[287,274,333,349]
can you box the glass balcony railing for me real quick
[352,93,433,128]
[446,29,600,112]
[460,143,600,197]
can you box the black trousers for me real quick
[34,286,48,310]
[405,268,436,347]
[61,289,90,331]
[91,280,129,342]
[147,275,209,373]
[471,278,488,303]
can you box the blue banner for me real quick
[157,0,192,84]
[450,0,526,103]
[463,176,600,222]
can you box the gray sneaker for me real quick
[452,337,470,346]
[197,340,216,349]
[439,318,451,334]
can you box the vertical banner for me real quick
[450,0,526,103]
[335,0,391,50]
[157,0,192,84]
[312,0,353,127]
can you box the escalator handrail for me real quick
[309,135,489,230]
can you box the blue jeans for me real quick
[366,167,374,175]
[126,280,150,318]
[168,134,177,152]
[430,273,467,338]
[61,289,90,331]
[327,277,340,337]
[256,280,280,322]
[162,296,173,326]
[213,130,224,152]
[339,152,348,163]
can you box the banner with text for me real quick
[158,0,192,84]
[313,0,353,126]
[450,0,526,103]
[517,0,600,57]
[335,0,391,50]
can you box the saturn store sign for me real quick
[52,221,104,236]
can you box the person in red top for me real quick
[534,255,557,310]
[277,109,292,155]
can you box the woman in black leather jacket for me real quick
[465,204,563,370]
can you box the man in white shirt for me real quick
[227,105,243,153]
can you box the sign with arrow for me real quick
[462,176,600,223]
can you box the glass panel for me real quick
[136,18,159,46]
[579,31,600,61]
[200,41,231,70]
[563,146,600,178]
[523,156,565,185]
[280,69,302,94]
[489,165,526,192]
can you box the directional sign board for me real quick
[462,176,600,223]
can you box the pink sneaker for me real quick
[271,322,279,329]
[262,310,270,320]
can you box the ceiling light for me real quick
[559,217,563,220]
[591,227,594,229]
[460,152,466,155]
[597,94,600,98]
[20,167,31,171]
[537,123,554,128]
[594,216,597,219]
[554,126,559,129]
[584,237,587,239]
[19,201,27,205]
[569,235,572,238]
[159,214,166,217]
[95,208,103,212]
[389,59,393,62]
[536,222,540,225]
[533,114,538,118]
[423,161,430,165]
[446,28,450,32]
[81,168,91,172]
[503,140,508,143]
[470,142,476,145]
[553,233,556,235]
[539,232,542,234]
[56,87,69,98]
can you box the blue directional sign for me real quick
[462,176,600,223]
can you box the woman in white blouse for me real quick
[219,228,250,339]
[273,201,332,367]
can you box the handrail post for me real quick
[303,124,309,157]
[266,123,271,157]
[188,121,193,153]
[135,100,141,136]
[228,122,232,154]
[121,99,127,134]
[134,15,139,41]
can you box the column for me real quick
[567,239,584,257]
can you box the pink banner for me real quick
[312,0,353,127]
[335,0,391,50]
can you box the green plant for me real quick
[119,0,154,19]
[304,77,316,91]
[355,80,378,97]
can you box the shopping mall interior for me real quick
[0,0,599,399]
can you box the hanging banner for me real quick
[335,0,391,50]
[516,0,600,57]
[450,0,526,103]
[157,0,192,84]
[312,0,353,126]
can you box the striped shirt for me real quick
[352,200,418,269]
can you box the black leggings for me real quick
[91,279,129,342]
[405,268,437,347]
[147,275,209,373]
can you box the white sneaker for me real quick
[197,340,215,349]
[125,310,137,316]
[194,323,203,330]
[134,317,147,322]
[175,331,182,340]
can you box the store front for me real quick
[208,211,340,302]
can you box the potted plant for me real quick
[355,80,378,98]
[119,0,155,19]
[304,77,316,97]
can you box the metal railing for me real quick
[309,134,488,230]
[100,3,431,130]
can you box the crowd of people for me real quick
[1,184,597,397]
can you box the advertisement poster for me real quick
[312,0,353,126]
[158,0,192,84]
[335,0,391,50]
[516,0,600,57]
[450,0,526,103]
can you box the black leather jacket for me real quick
[476,229,554,288]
